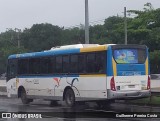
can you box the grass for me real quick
[127,96,160,105]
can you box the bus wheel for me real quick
[64,89,75,107]
[20,89,30,104]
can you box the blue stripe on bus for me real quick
[107,46,113,76]
[117,64,145,71]
[117,64,145,76]
[8,48,80,59]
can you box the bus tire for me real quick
[64,89,75,107]
[20,88,30,104]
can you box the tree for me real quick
[21,23,62,52]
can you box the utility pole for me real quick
[124,7,127,45]
[15,28,21,48]
[85,0,89,44]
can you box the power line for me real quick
[65,18,106,29]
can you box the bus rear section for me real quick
[107,45,151,99]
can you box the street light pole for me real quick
[85,0,89,44]
[15,28,21,48]
[124,7,127,45]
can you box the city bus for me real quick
[6,44,151,107]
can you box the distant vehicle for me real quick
[6,44,150,107]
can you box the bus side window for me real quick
[50,57,55,74]
[55,56,62,74]
[29,58,40,74]
[18,59,29,75]
[78,54,86,73]
[40,58,50,74]
[95,52,106,74]
[86,53,95,73]
[63,55,70,73]
[7,59,18,80]
[70,55,78,73]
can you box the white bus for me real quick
[6,44,151,107]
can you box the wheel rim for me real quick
[21,90,28,104]
[21,91,25,100]
[65,89,75,106]
[67,93,73,105]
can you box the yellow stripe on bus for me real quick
[112,57,117,76]
[80,74,106,77]
[16,78,19,89]
[80,45,107,52]
[145,57,148,75]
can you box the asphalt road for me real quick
[0,97,160,121]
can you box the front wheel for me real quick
[20,89,30,104]
[64,89,75,107]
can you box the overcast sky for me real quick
[0,0,160,32]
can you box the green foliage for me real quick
[149,50,160,74]
[0,3,160,74]
[21,23,62,52]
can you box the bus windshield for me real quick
[113,48,146,64]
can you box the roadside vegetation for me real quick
[127,96,160,105]
[0,3,160,74]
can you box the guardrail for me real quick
[0,79,7,96]
[150,74,160,96]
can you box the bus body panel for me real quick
[7,76,108,100]
[107,75,150,99]
[71,76,107,99]
[107,75,149,90]
[7,78,17,97]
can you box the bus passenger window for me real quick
[55,56,62,73]
[86,53,95,73]
[50,57,55,73]
[40,58,50,74]
[18,59,29,75]
[7,59,17,79]
[63,55,69,73]
[95,52,106,73]
[29,58,40,74]
[78,54,86,73]
[70,55,78,73]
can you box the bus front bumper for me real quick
[107,89,151,100]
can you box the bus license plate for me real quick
[128,85,135,88]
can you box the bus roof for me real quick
[8,44,114,59]
[8,44,147,59]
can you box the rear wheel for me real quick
[64,89,75,107]
[20,89,30,104]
